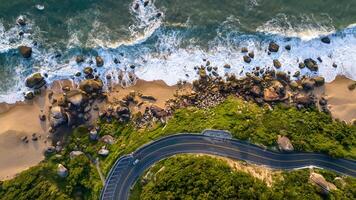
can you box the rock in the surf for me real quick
[304,58,318,71]
[268,42,279,52]
[18,46,32,58]
[243,55,251,63]
[273,59,282,69]
[16,16,26,26]
[25,73,46,89]
[314,76,325,86]
[95,56,104,67]
[321,36,331,44]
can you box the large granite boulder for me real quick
[277,135,294,151]
[309,172,337,194]
[79,79,103,94]
[25,73,46,89]
[66,90,88,107]
[49,106,67,128]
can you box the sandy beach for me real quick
[325,76,356,123]
[0,79,181,180]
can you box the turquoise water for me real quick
[0,0,356,102]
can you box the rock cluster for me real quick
[167,63,326,112]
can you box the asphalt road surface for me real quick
[101,131,356,200]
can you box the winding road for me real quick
[100,130,356,200]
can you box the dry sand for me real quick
[324,76,356,123]
[0,91,50,180]
[0,79,183,180]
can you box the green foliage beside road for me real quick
[130,155,356,200]
[0,96,355,199]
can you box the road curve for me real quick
[101,131,356,200]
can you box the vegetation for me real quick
[0,96,355,199]
[130,155,356,200]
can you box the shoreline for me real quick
[0,74,355,181]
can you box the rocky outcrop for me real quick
[18,46,32,58]
[277,135,294,151]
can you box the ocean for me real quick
[0,0,356,103]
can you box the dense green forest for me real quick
[130,155,356,200]
[1,96,355,199]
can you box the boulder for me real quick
[76,55,85,63]
[89,129,99,141]
[268,42,279,52]
[321,37,331,44]
[95,56,104,67]
[304,58,318,71]
[18,46,32,58]
[298,62,305,69]
[69,151,84,159]
[150,105,167,118]
[24,91,34,100]
[243,55,251,63]
[79,79,103,94]
[289,81,299,89]
[277,135,294,151]
[250,85,262,97]
[294,93,313,105]
[273,59,282,68]
[25,73,46,89]
[16,16,26,26]
[285,45,291,51]
[57,164,68,178]
[100,135,115,145]
[314,76,325,86]
[309,172,337,194]
[248,51,254,58]
[263,81,285,102]
[241,47,248,53]
[301,78,316,91]
[66,90,87,107]
[223,64,231,69]
[49,106,67,127]
[83,67,93,75]
[98,146,109,156]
